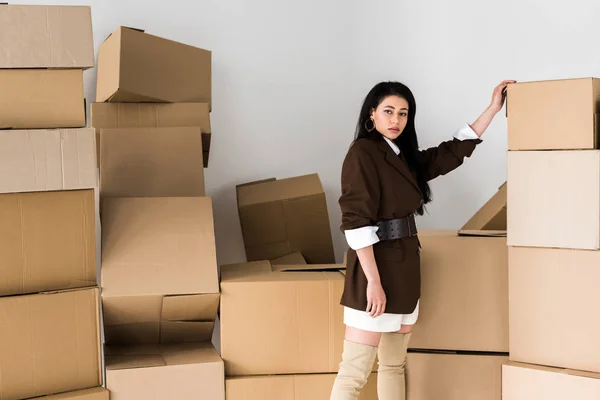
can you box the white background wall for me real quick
[11,0,600,261]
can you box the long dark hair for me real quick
[354,81,431,215]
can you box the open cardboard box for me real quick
[410,182,508,352]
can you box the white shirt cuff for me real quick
[344,226,380,250]
[453,123,480,140]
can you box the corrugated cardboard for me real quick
[0,129,97,194]
[236,173,335,264]
[0,190,96,297]
[509,246,600,373]
[406,352,507,400]
[507,150,600,250]
[0,5,94,69]
[459,182,507,233]
[220,259,345,375]
[101,197,219,345]
[507,78,600,150]
[90,102,212,167]
[96,27,212,107]
[225,373,377,400]
[502,362,600,400]
[409,229,508,352]
[105,342,224,400]
[0,69,85,129]
[37,387,110,400]
[0,288,102,400]
[99,127,205,198]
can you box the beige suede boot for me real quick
[377,331,412,400]
[330,340,377,400]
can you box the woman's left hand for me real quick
[490,80,517,113]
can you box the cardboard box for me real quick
[0,288,102,400]
[99,127,205,198]
[409,182,508,352]
[0,190,96,297]
[236,173,335,264]
[507,150,600,250]
[502,362,600,400]
[410,230,508,352]
[406,352,507,400]
[105,342,224,400]
[0,5,94,69]
[101,197,219,345]
[90,102,212,167]
[0,128,97,194]
[220,258,345,375]
[96,27,211,107]
[509,246,600,373]
[507,78,600,150]
[225,373,377,400]
[39,387,110,400]
[0,69,85,129]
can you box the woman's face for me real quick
[370,95,409,140]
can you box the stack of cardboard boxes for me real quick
[93,26,224,399]
[408,184,509,399]
[503,78,600,398]
[0,5,108,400]
[221,173,378,399]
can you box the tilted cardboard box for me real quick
[96,27,211,107]
[101,197,219,345]
[236,173,335,264]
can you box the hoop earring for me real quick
[365,118,376,132]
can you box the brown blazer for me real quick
[338,136,481,314]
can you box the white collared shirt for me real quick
[344,122,479,250]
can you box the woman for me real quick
[330,79,514,400]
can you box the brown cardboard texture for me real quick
[507,150,600,250]
[105,342,224,400]
[39,387,110,400]
[0,5,94,69]
[90,102,212,167]
[0,69,85,129]
[236,173,335,264]
[406,352,507,400]
[220,259,345,375]
[101,197,219,345]
[99,127,205,198]
[225,373,377,400]
[507,78,600,150]
[96,27,212,107]
[409,229,508,352]
[509,246,600,373]
[0,190,96,297]
[502,362,600,400]
[0,288,102,400]
[0,129,97,194]
[459,181,506,233]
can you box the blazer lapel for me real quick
[377,140,422,194]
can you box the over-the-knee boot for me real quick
[330,340,377,400]
[377,331,412,400]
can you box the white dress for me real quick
[342,123,479,332]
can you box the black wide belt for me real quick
[375,215,417,240]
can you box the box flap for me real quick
[105,342,221,370]
[271,251,307,265]
[101,197,218,297]
[221,260,344,283]
[161,294,219,321]
[160,321,214,344]
[458,182,506,235]
[0,5,94,69]
[237,173,324,207]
